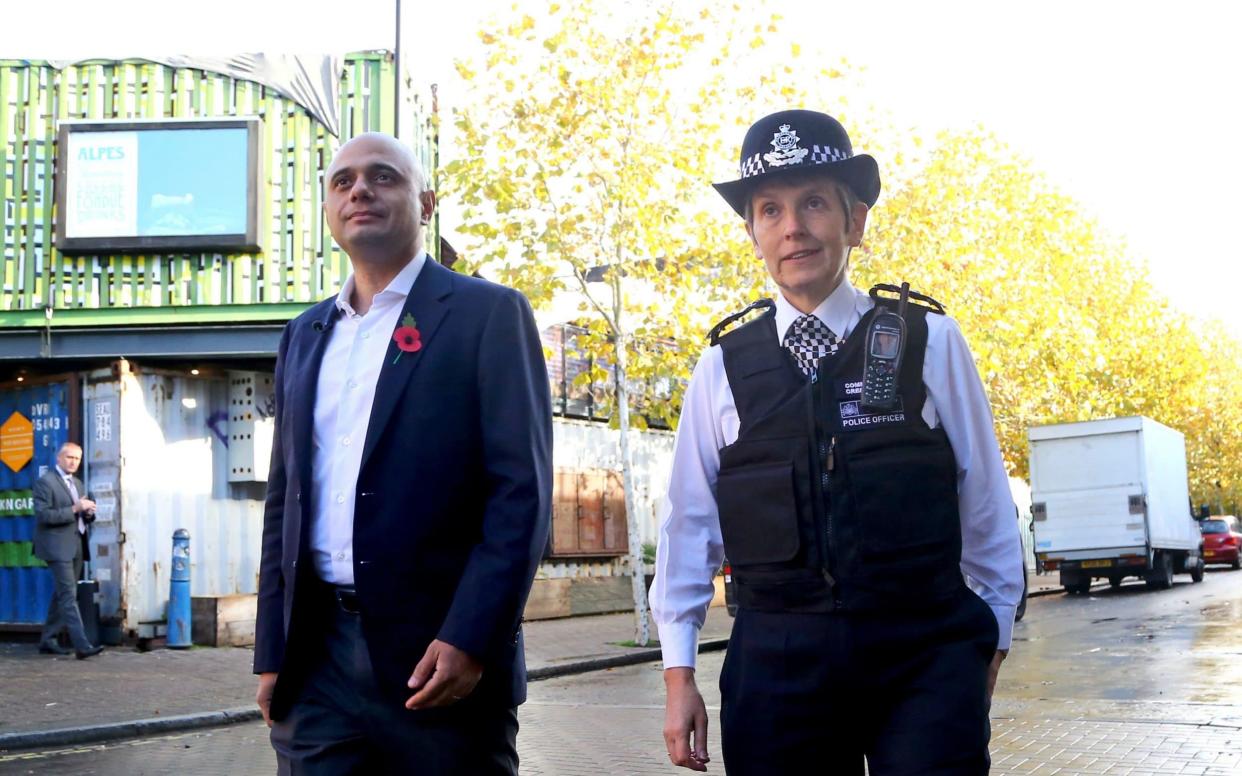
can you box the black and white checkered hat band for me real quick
[810,145,850,164]
[740,153,766,178]
[739,145,851,179]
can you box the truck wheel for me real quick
[1191,559,1204,583]
[1145,552,1174,590]
[1065,577,1091,595]
[1108,576,1123,590]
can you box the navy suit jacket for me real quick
[254,259,552,718]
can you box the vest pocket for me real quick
[717,461,801,565]
[847,445,958,556]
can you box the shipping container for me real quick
[80,366,269,632]
[0,380,71,625]
[0,53,437,334]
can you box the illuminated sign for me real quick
[56,119,261,253]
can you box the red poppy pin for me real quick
[392,313,422,363]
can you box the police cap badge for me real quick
[713,110,881,217]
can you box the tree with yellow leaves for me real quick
[446,0,839,644]
[858,130,1242,511]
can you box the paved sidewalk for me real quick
[0,605,734,749]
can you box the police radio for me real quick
[860,283,910,410]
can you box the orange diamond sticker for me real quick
[0,411,34,473]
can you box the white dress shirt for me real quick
[650,279,1025,669]
[56,465,85,535]
[310,254,427,585]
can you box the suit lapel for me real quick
[49,470,74,505]
[359,260,454,472]
[290,300,339,492]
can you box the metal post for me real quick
[394,0,402,139]
[168,529,191,648]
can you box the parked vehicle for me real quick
[1015,548,1030,621]
[1029,417,1204,593]
[723,559,737,616]
[1200,516,1242,570]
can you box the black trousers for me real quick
[720,588,999,776]
[40,549,92,652]
[269,593,519,776]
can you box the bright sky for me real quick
[7,0,1240,334]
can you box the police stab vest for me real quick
[712,290,965,613]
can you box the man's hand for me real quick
[74,498,96,514]
[406,639,483,710]
[663,667,710,771]
[986,649,1007,703]
[256,672,278,727]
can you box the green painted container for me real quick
[0,52,438,329]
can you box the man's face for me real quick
[323,135,432,262]
[57,446,82,475]
[746,177,868,310]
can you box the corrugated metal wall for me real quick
[110,371,264,626]
[0,380,70,624]
[0,53,437,321]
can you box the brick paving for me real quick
[6,650,1242,775]
[0,605,734,738]
[5,580,1241,774]
[4,695,1242,774]
[0,644,256,738]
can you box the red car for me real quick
[1200,516,1242,569]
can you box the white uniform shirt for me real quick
[309,254,426,585]
[650,279,1025,669]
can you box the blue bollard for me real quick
[168,529,192,648]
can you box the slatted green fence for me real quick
[0,52,437,327]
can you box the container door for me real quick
[0,382,71,626]
[83,383,122,622]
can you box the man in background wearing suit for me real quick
[254,132,552,775]
[33,442,103,659]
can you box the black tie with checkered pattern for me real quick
[783,314,840,378]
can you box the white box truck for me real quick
[1028,416,1203,594]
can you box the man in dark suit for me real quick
[33,442,103,659]
[254,132,552,774]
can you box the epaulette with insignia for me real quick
[708,298,775,345]
[868,283,946,315]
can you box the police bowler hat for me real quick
[713,110,881,217]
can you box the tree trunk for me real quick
[613,335,651,647]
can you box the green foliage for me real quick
[641,541,657,565]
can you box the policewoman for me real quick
[651,110,1025,775]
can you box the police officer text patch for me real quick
[838,397,907,430]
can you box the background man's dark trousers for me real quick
[40,546,91,653]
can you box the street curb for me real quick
[1028,580,1109,598]
[0,638,731,752]
[0,707,262,752]
[528,636,730,682]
